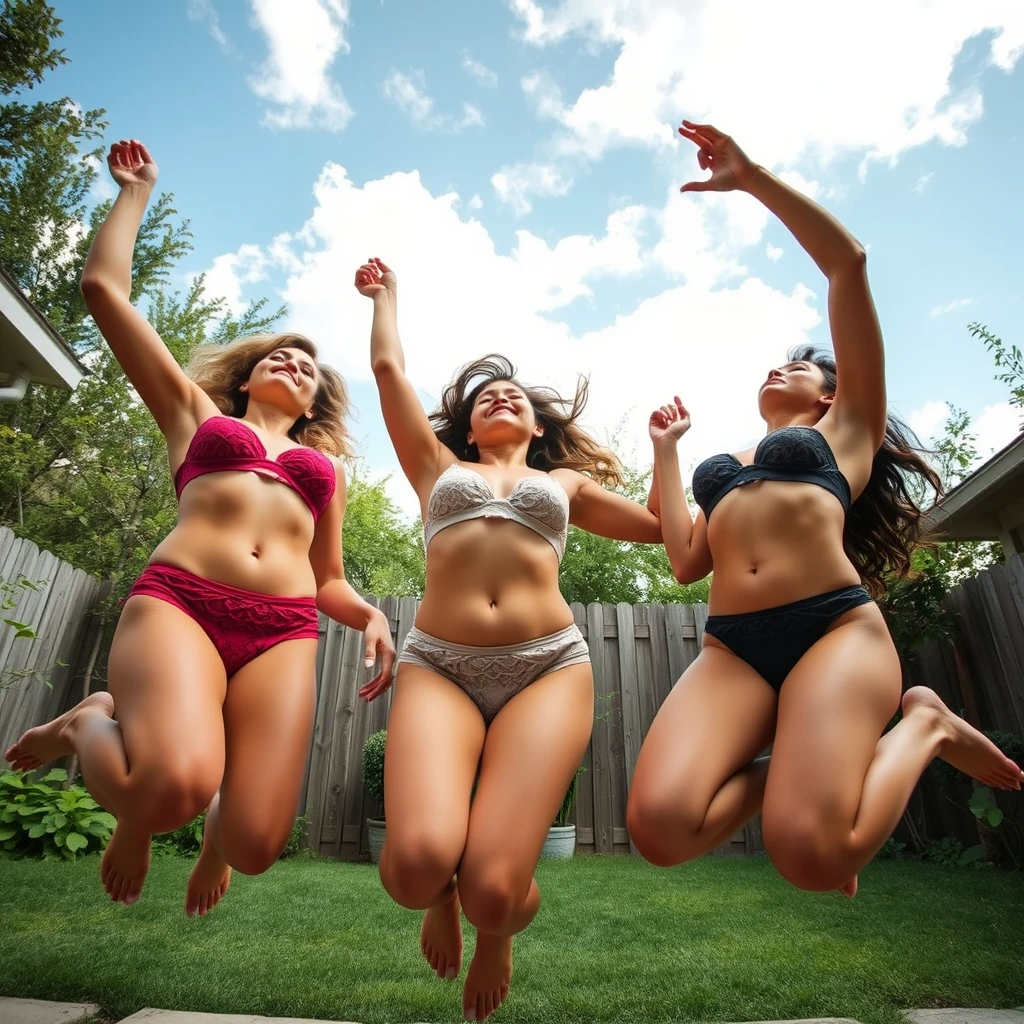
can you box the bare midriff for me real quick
[705,479,863,616]
[415,516,574,646]
[149,470,318,597]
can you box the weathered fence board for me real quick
[0,528,108,758]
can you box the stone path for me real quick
[2,999,1021,1024]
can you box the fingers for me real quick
[371,256,393,274]
[682,119,725,141]
[680,180,714,193]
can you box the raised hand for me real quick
[354,257,397,299]
[649,397,691,444]
[107,139,158,191]
[677,121,756,194]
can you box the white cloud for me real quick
[766,244,783,262]
[468,194,484,211]
[930,297,973,317]
[974,401,1022,457]
[508,1,1024,184]
[192,244,270,316]
[383,71,485,132]
[248,0,353,131]
[914,172,934,193]
[83,153,115,202]
[491,162,574,216]
[188,0,231,53]
[462,53,498,87]
[909,399,953,443]
[196,165,821,475]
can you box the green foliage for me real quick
[0,574,65,690]
[0,768,115,860]
[0,0,68,94]
[875,837,906,859]
[152,811,310,859]
[553,765,586,827]
[919,836,989,870]
[969,322,1024,418]
[559,441,710,606]
[343,468,425,598]
[362,729,387,817]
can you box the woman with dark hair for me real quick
[355,258,663,1022]
[5,140,395,915]
[627,121,1023,895]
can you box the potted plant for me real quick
[541,765,585,860]
[361,729,387,864]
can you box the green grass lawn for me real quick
[1,854,1022,1024]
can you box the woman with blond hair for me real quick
[5,140,395,915]
[356,257,667,1022]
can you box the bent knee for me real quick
[140,765,219,835]
[380,831,461,909]
[762,814,853,892]
[219,820,291,875]
[458,868,521,934]
[626,790,705,868]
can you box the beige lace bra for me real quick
[424,464,569,560]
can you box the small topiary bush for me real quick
[0,769,116,860]
[362,730,387,819]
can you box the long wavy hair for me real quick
[186,333,353,458]
[792,345,942,595]
[429,354,624,488]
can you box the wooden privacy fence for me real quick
[300,596,763,861]
[0,527,110,758]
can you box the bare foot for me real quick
[101,819,151,905]
[421,887,463,980]
[838,875,858,898]
[463,931,512,1022]
[904,687,1024,789]
[4,691,115,772]
[185,818,231,918]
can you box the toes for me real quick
[446,965,458,981]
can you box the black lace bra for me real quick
[691,426,851,520]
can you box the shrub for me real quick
[362,730,387,818]
[0,769,116,860]
[554,765,586,827]
[153,812,311,859]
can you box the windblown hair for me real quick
[186,333,353,458]
[790,345,942,596]
[429,354,624,488]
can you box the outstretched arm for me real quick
[80,140,205,439]
[649,398,712,584]
[309,461,396,701]
[567,474,663,543]
[679,121,886,448]
[356,259,454,496]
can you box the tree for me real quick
[969,322,1024,431]
[559,439,710,606]
[342,469,425,598]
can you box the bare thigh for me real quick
[457,661,594,934]
[379,663,486,909]
[763,604,901,887]
[104,596,226,831]
[627,645,777,865]
[214,638,318,875]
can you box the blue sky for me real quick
[41,1,1024,515]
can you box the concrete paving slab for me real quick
[115,1011,429,1024]
[908,1012,1024,1024]
[0,999,99,1024]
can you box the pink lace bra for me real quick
[174,417,336,522]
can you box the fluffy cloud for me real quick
[194,164,820,476]
[929,297,973,317]
[509,1,1024,188]
[248,0,353,131]
[462,53,498,87]
[491,162,574,215]
[909,398,1020,465]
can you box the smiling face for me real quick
[757,359,834,422]
[466,379,544,450]
[246,346,320,418]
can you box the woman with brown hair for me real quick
[355,257,664,1022]
[627,121,1023,895]
[5,140,395,915]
